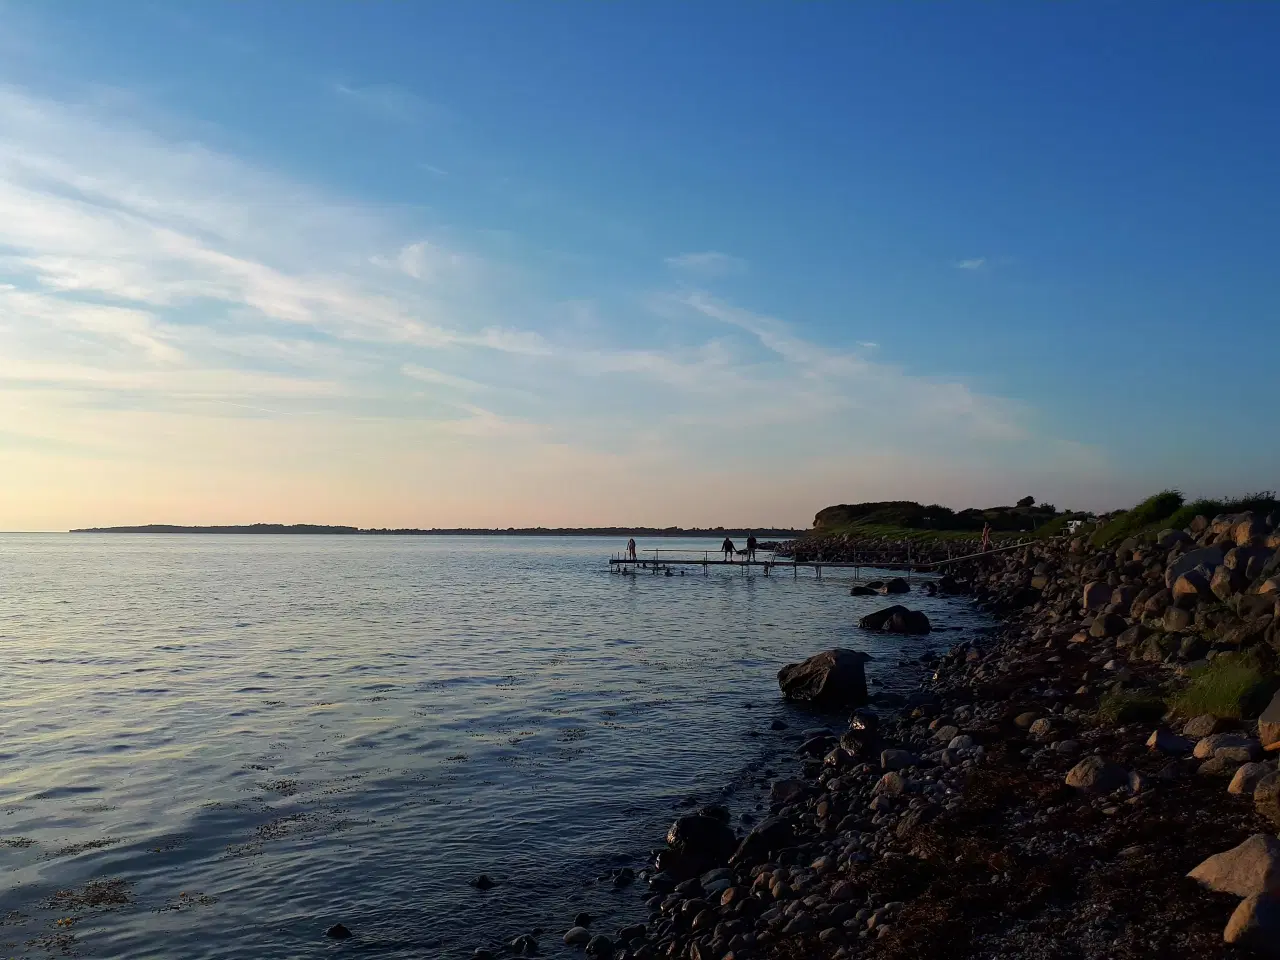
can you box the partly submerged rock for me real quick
[778,649,871,708]
[858,605,931,634]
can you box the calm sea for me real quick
[0,535,989,959]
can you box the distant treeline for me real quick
[70,523,802,537]
[812,497,1060,535]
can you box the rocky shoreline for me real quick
[492,507,1280,960]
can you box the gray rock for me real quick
[858,605,931,634]
[1188,834,1280,897]
[1028,718,1054,739]
[873,771,907,796]
[666,815,737,866]
[564,928,591,946]
[778,649,871,708]
[1225,893,1280,951]
[1166,546,1225,588]
[585,935,613,958]
[1082,581,1111,610]
[1064,755,1129,792]
[770,778,811,805]
[881,749,917,770]
[1054,739,1081,754]
[1146,728,1193,754]
[948,734,975,750]
[1230,763,1272,796]
[1255,773,1280,827]
[1259,690,1280,748]
[1183,714,1228,738]
[932,724,960,743]
[1193,733,1257,760]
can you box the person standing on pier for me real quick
[746,533,758,561]
[626,538,637,560]
[721,536,735,562]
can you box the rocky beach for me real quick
[509,505,1280,960]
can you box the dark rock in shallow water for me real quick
[574,913,595,928]
[585,934,614,958]
[469,874,496,890]
[769,718,789,730]
[510,934,539,954]
[878,577,911,595]
[325,923,352,940]
[663,815,736,872]
[849,585,878,596]
[777,649,870,708]
[858,605,931,634]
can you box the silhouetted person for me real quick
[626,538,637,560]
[746,534,758,561]
[721,537,735,562]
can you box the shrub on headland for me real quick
[1162,491,1280,533]
[1089,490,1185,546]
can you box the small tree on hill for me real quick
[1016,495,1036,509]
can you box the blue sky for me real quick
[0,2,1276,529]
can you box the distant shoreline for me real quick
[68,523,803,537]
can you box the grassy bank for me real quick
[1089,490,1278,546]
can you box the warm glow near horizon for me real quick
[1,6,1275,532]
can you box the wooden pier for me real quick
[609,549,930,580]
[608,538,1038,579]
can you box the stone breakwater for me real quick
[488,508,1280,960]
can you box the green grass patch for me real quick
[1097,689,1167,725]
[1090,490,1185,546]
[1169,649,1278,720]
[1162,491,1280,532]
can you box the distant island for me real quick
[70,523,802,537]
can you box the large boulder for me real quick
[1259,690,1280,748]
[1237,518,1274,547]
[1166,546,1226,588]
[1082,580,1111,610]
[1064,755,1129,793]
[1142,589,1173,618]
[858,605,931,634]
[1172,569,1213,608]
[1224,893,1280,951]
[1158,528,1192,549]
[778,649,870,708]
[665,815,737,870]
[1188,834,1280,897]
[1211,564,1243,601]
[877,577,910,595]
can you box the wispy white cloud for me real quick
[0,82,1097,529]
[333,82,433,124]
[954,257,987,270]
[664,250,747,276]
[401,363,491,393]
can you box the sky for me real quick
[0,2,1276,531]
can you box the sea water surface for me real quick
[0,535,990,959]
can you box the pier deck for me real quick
[608,538,1035,578]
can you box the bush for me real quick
[1160,491,1279,533]
[1097,689,1167,725]
[1169,650,1279,720]
[1090,490,1185,546]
